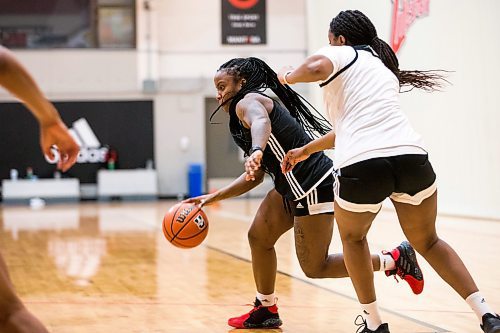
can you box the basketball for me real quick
[162,202,209,248]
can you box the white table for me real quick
[97,169,158,199]
[2,178,80,203]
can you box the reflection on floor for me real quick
[0,200,498,332]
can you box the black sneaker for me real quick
[384,241,424,294]
[228,298,282,329]
[481,313,500,333]
[354,315,390,333]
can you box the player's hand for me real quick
[183,193,217,208]
[40,120,80,172]
[245,150,263,181]
[281,147,310,173]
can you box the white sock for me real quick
[256,292,276,307]
[361,301,383,330]
[466,292,495,323]
[378,252,396,271]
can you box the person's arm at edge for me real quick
[0,46,79,171]
[0,46,60,126]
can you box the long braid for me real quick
[211,57,332,138]
[330,10,448,92]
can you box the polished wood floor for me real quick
[0,199,498,332]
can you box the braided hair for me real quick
[330,10,448,92]
[210,57,332,145]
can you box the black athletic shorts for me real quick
[333,154,437,213]
[290,173,335,217]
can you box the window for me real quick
[0,0,135,49]
[97,0,135,48]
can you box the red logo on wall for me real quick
[391,0,430,53]
[228,0,259,10]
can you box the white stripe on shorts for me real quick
[335,196,382,213]
[390,181,437,205]
[308,202,334,215]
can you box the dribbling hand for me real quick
[183,193,217,208]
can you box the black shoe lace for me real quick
[396,253,411,280]
[250,301,262,312]
[354,315,368,333]
[396,267,407,279]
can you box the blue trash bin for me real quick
[188,163,203,198]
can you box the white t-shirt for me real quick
[315,45,426,169]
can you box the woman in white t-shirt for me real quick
[276,9,499,333]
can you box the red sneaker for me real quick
[228,298,282,329]
[384,241,424,295]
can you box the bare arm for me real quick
[236,95,272,150]
[277,55,334,85]
[0,46,79,171]
[236,94,272,181]
[0,46,60,125]
[282,130,336,173]
[184,170,265,206]
[303,130,336,153]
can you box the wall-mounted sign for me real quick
[221,0,266,45]
[391,0,430,53]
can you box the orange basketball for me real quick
[162,202,209,248]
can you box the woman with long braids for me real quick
[278,10,500,333]
[184,56,422,329]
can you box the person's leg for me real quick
[0,252,49,333]
[334,203,387,332]
[328,157,395,332]
[392,192,499,331]
[392,192,477,297]
[333,204,378,303]
[293,175,385,278]
[248,189,294,296]
[228,189,293,329]
[293,213,383,278]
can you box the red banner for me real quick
[391,0,430,53]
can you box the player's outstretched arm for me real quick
[184,170,265,208]
[0,46,79,171]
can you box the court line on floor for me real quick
[206,245,449,333]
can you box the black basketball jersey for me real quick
[230,99,333,201]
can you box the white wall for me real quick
[306,0,500,219]
[0,50,140,97]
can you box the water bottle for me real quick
[188,163,203,198]
[10,169,18,180]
